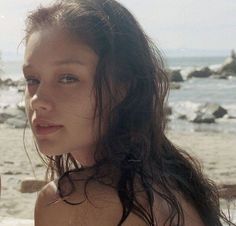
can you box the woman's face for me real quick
[23,27,99,166]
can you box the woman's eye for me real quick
[59,74,79,84]
[25,77,40,86]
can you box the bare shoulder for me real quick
[153,191,205,226]
[177,193,205,226]
[35,178,204,226]
[34,180,69,226]
[34,178,122,226]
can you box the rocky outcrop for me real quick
[17,101,25,112]
[20,179,47,193]
[0,78,25,87]
[187,67,213,79]
[169,70,184,82]
[0,106,26,128]
[0,78,17,86]
[211,74,228,80]
[219,50,236,75]
[189,112,215,124]
[165,106,172,115]
[179,103,228,124]
[170,83,181,90]
[198,103,228,118]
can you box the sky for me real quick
[0,0,235,60]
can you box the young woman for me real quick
[23,0,233,225]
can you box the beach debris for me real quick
[20,179,47,193]
[4,161,14,164]
[218,184,236,199]
[168,70,184,82]
[187,67,213,79]
[4,171,22,175]
[35,163,44,168]
[4,171,14,175]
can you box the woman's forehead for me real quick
[24,27,99,68]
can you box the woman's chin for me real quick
[37,143,66,156]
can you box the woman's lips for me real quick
[32,119,64,136]
[35,125,64,136]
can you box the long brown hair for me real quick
[24,0,234,225]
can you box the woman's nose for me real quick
[30,87,53,113]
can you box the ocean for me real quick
[0,56,236,133]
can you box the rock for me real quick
[218,184,236,199]
[20,179,47,193]
[3,171,22,175]
[177,114,187,120]
[199,103,227,118]
[0,78,16,86]
[0,106,26,121]
[169,70,184,82]
[0,106,27,127]
[170,83,181,90]
[211,74,228,80]
[5,118,26,128]
[228,115,236,119]
[187,67,212,79]
[190,112,215,124]
[0,112,12,123]
[222,71,236,78]
[0,78,24,87]
[18,86,25,93]
[4,171,14,175]
[187,103,227,123]
[165,106,172,115]
[231,49,236,59]
[220,55,236,75]
[35,163,44,168]
[17,101,25,112]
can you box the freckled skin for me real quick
[24,27,99,166]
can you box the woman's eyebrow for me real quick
[22,59,85,71]
[53,59,85,66]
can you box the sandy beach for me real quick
[0,127,236,224]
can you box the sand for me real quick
[0,127,236,224]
